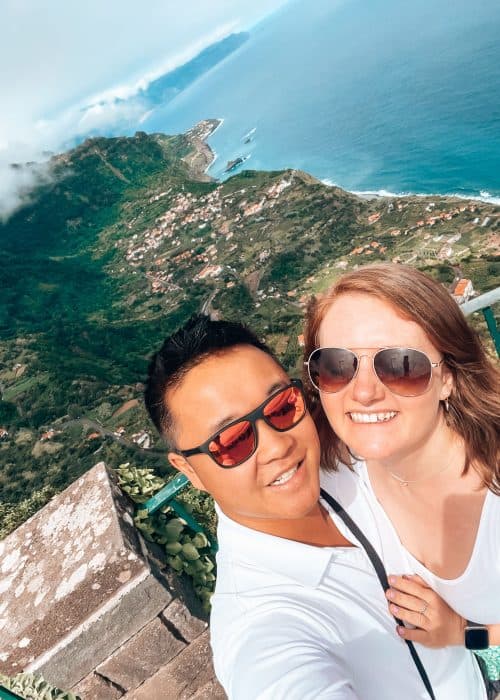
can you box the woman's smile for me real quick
[348,411,398,424]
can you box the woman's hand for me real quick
[386,574,465,648]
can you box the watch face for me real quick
[465,627,489,650]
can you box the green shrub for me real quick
[115,463,217,611]
[0,672,80,700]
[0,486,56,540]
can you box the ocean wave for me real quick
[205,149,219,174]
[351,188,408,198]
[439,191,500,206]
[321,179,339,187]
[210,117,225,136]
[321,179,500,205]
[478,191,500,205]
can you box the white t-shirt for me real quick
[210,504,485,700]
[321,460,500,623]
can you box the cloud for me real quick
[0,0,290,219]
[0,140,57,222]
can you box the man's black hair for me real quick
[144,314,275,443]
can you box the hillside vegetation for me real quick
[0,121,498,536]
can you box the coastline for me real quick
[209,117,224,138]
[195,118,500,206]
[204,117,224,172]
[183,118,223,180]
[322,180,500,206]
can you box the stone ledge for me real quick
[97,616,185,691]
[37,570,173,689]
[122,630,226,700]
[190,678,228,700]
[0,463,148,676]
[160,599,208,643]
[72,670,124,700]
[0,462,175,689]
[1,459,222,698]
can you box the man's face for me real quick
[167,345,321,535]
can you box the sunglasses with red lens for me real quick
[178,379,306,468]
[305,347,444,397]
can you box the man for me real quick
[145,314,485,700]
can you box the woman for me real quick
[303,263,500,677]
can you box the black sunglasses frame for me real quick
[178,379,306,468]
[305,347,443,397]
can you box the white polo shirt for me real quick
[321,460,500,624]
[210,504,485,700]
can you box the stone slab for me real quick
[32,568,173,689]
[97,616,185,691]
[190,679,228,700]
[72,670,124,700]
[0,462,150,676]
[122,630,226,700]
[160,599,208,643]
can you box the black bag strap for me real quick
[320,488,436,700]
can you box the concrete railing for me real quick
[461,287,500,315]
[0,463,225,699]
[461,286,500,357]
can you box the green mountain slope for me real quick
[0,121,498,536]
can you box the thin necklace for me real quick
[389,450,457,487]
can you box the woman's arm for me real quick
[386,574,500,647]
[488,626,500,646]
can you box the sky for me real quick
[0,0,290,219]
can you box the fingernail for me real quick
[387,589,395,599]
[391,604,399,614]
[397,626,405,636]
[388,576,396,585]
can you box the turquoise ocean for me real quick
[141,0,500,202]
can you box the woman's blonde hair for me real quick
[303,263,500,493]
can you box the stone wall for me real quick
[0,462,225,699]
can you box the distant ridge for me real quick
[142,33,249,106]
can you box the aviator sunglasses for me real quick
[179,379,306,468]
[305,347,444,397]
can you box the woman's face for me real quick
[316,292,454,466]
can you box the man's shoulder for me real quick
[209,545,336,647]
[320,460,362,502]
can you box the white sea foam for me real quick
[206,149,219,173]
[321,179,500,204]
[205,119,224,174]
[321,180,405,198]
[321,179,339,187]
[242,127,257,141]
[351,188,407,198]
[436,191,500,205]
[478,191,500,205]
[210,117,225,136]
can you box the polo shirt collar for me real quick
[215,505,335,588]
